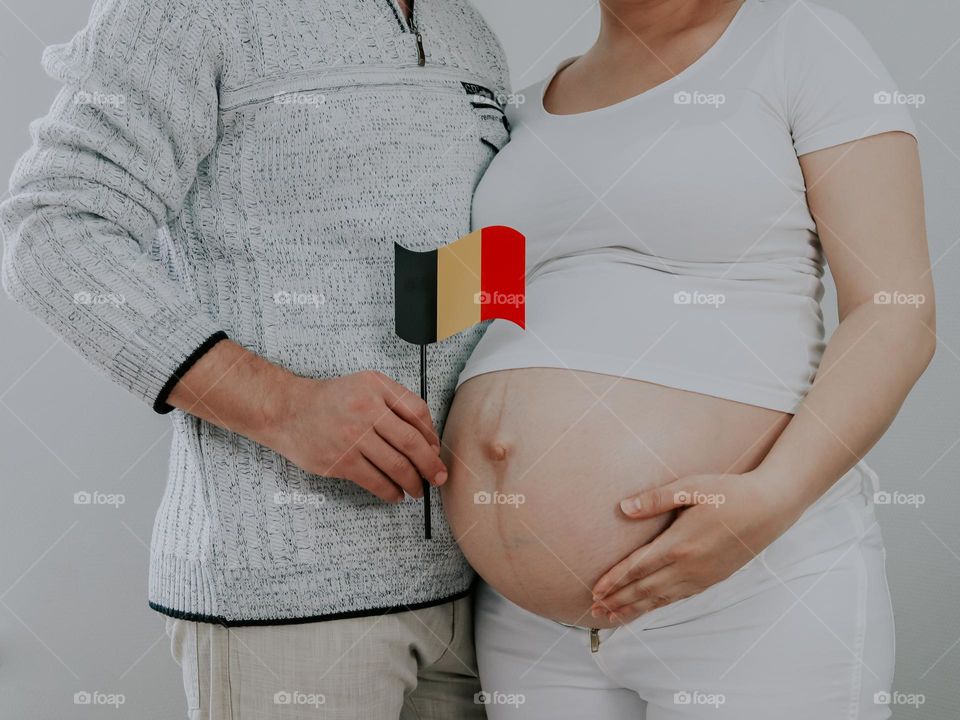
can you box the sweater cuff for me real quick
[153,331,230,414]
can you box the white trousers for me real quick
[475,465,896,719]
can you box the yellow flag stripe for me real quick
[436,229,482,340]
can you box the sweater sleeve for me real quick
[0,0,227,413]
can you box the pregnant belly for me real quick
[441,368,789,628]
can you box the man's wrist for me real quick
[251,360,304,448]
[168,339,298,444]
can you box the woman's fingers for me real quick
[592,534,674,600]
[619,477,711,519]
[591,568,678,619]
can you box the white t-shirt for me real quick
[459,0,917,412]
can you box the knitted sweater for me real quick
[1,0,510,624]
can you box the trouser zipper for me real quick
[387,1,426,67]
[590,628,600,653]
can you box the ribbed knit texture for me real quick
[1,0,510,623]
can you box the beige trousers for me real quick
[165,597,485,720]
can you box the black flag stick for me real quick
[419,343,431,539]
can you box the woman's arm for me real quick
[760,131,934,505]
[591,131,935,622]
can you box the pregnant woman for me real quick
[441,0,934,717]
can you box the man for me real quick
[0,0,510,716]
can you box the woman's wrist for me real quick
[744,461,817,528]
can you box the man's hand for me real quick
[268,371,446,502]
[167,340,446,502]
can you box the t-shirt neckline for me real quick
[539,0,754,120]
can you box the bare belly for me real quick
[441,368,789,628]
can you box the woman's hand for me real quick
[590,469,806,624]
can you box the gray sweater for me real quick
[1,0,510,623]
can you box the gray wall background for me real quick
[0,1,957,718]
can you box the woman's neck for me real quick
[596,0,741,53]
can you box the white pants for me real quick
[475,465,896,719]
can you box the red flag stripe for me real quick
[479,225,525,328]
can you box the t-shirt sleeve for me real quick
[781,4,917,156]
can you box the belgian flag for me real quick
[394,225,525,539]
[395,225,525,344]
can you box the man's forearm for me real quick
[167,339,293,444]
[164,340,448,501]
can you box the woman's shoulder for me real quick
[757,0,879,64]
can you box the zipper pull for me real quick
[590,628,600,653]
[407,12,426,66]
[414,31,426,66]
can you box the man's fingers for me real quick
[592,536,673,600]
[378,381,439,449]
[349,456,405,503]
[375,416,448,487]
[361,435,425,498]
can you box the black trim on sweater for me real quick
[152,331,230,414]
[149,585,473,627]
